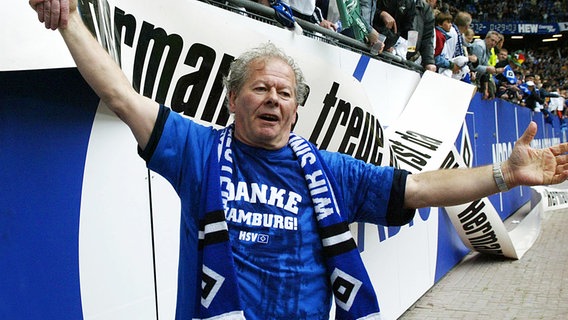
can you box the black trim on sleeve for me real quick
[138,104,170,162]
[386,169,416,226]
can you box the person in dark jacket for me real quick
[523,80,546,112]
[409,0,436,71]
[372,0,416,52]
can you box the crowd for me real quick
[275,1,568,119]
[510,47,568,126]
[244,0,568,127]
[219,1,568,126]
[448,0,568,23]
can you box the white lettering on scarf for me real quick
[290,136,336,222]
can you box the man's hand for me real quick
[365,28,379,44]
[405,121,568,209]
[29,0,75,30]
[504,121,568,188]
[365,29,384,55]
[424,64,436,72]
[379,11,397,34]
[319,19,337,31]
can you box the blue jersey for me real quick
[140,106,411,319]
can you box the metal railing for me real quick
[201,0,425,73]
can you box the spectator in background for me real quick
[408,0,436,71]
[315,0,330,19]
[285,0,337,31]
[469,30,504,99]
[560,89,568,128]
[434,11,460,76]
[442,11,472,63]
[497,48,508,64]
[426,0,437,10]
[522,80,549,123]
[548,86,566,127]
[256,1,337,31]
[454,12,472,42]
[494,50,524,102]
[373,0,417,58]
[441,10,473,82]
[519,74,537,97]
[488,33,505,68]
[533,75,560,102]
[359,0,376,28]
[538,80,561,121]
[484,32,505,99]
[320,0,383,53]
[462,28,475,55]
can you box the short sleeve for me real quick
[138,105,216,193]
[320,151,415,226]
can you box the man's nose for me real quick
[266,87,279,106]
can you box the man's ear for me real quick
[228,91,237,113]
[291,111,298,130]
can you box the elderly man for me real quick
[469,30,504,99]
[31,1,568,319]
[469,30,504,76]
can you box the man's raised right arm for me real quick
[30,0,159,150]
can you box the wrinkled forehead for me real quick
[247,57,296,84]
[248,56,293,71]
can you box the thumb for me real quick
[518,121,537,147]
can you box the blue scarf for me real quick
[195,125,381,319]
[452,23,465,58]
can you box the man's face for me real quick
[498,50,508,61]
[229,58,299,150]
[485,34,500,49]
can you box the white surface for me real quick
[1,0,74,71]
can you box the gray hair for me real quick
[224,42,309,106]
[486,30,502,40]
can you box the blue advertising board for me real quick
[434,92,563,281]
[0,68,99,319]
[471,21,568,35]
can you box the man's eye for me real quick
[279,91,292,98]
